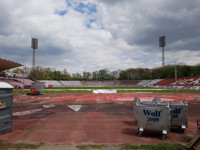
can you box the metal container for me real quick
[134,97,170,140]
[31,82,45,94]
[133,97,162,124]
[0,82,13,134]
[170,100,188,133]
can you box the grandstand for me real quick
[40,80,157,87]
[137,80,153,87]
[60,81,82,87]
[0,57,199,89]
[0,76,34,89]
[154,75,200,89]
[0,58,22,72]
[84,81,114,87]
[0,58,26,88]
[144,79,163,87]
[0,77,23,88]
[39,80,64,87]
[14,78,34,88]
[118,80,141,87]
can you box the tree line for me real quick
[10,64,200,81]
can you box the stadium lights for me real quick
[31,38,38,49]
[31,38,38,79]
[31,38,38,68]
[159,36,166,68]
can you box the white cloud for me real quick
[0,0,200,74]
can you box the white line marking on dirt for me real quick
[67,105,82,112]
[43,104,55,109]
[13,109,42,116]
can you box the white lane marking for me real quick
[67,105,82,112]
[13,109,42,116]
[43,104,55,109]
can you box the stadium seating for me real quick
[137,80,153,87]
[118,80,141,87]
[1,75,199,89]
[154,75,200,89]
[0,77,23,88]
[39,80,64,87]
[144,79,163,87]
[60,81,82,87]
[14,78,33,86]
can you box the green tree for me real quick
[118,70,127,80]
[61,69,71,80]
[92,71,99,80]
[71,73,82,80]
[52,71,61,80]
[83,71,91,80]
[98,69,112,80]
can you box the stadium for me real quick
[1,0,200,149]
[0,57,200,149]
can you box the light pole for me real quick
[159,36,166,68]
[175,62,178,92]
[31,38,38,79]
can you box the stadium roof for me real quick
[0,58,23,72]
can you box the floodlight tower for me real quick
[31,38,38,68]
[159,36,166,68]
[31,38,38,79]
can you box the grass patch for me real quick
[122,143,185,150]
[13,90,30,94]
[77,144,104,149]
[14,102,29,105]
[13,87,200,94]
[16,143,40,149]
[99,102,114,105]
[44,90,91,93]
[92,144,104,149]
[0,140,40,149]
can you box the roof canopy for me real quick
[0,58,23,72]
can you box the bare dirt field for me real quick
[0,93,200,149]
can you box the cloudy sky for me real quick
[0,0,200,73]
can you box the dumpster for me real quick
[133,97,162,124]
[0,82,13,134]
[170,99,188,133]
[134,97,170,140]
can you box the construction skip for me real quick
[0,82,13,134]
[134,97,170,140]
[170,100,188,133]
[133,97,188,140]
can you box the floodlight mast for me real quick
[159,36,166,68]
[33,49,35,67]
[31,38,38,68]
[31,38,38,79]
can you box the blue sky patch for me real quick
[55,10,67,16]
[86,19,96,28]
[86,19,105,30]
[75,2,97,15]
[66,0,72,7]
